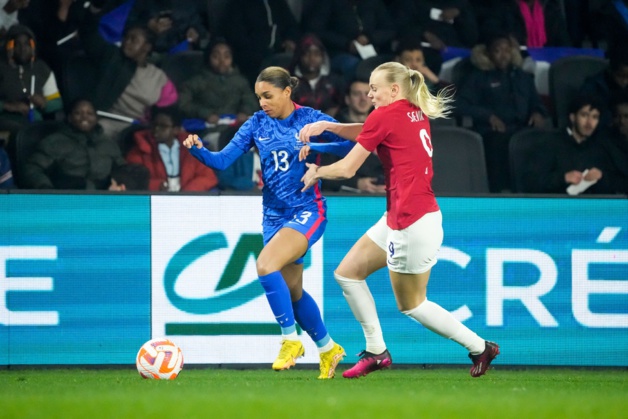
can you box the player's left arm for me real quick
[302,140,355,160]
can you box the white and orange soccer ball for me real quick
[136,338,184,380]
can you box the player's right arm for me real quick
[299,121,363,143]
[184,134,245,170]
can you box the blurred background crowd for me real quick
[0,0,626,195]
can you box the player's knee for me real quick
[256,258,280,277]
[335,264,364,281]
[256,260,271,277]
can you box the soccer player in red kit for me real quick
[299,61,499,378]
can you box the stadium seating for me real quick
[548,55,608,128]
[430,126,489,194]
[509,127,560,193]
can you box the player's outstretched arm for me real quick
[301,143,371,191]
[299,121,363,143]
[183,134,244,170]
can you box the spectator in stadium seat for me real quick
[318,79,385,194]
[183,66,353,379]
[220,0,300,86]
[125,0,210,55]
[289,34,345,118]
[394,37,446,94]
[478,0,571,47]
[303,0,396,83]
[454,32,548,192]
[21,98,125,190]
[178,37,257,151]
[78,3,178,142]
[391,0,479,50]
[108,162,150,191]
[600,92,628,194]
[524,95,618,194]
[579,45,628,128]
[125,106,218,192]
[0,25,63,137]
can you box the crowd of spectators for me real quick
[0,0,626,196]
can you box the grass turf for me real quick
[0,367,626,419]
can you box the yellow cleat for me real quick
[318,343,346,379]
[272,340,305,371]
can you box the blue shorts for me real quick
[262,203,327,265]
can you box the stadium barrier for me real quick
[1,193,626,367]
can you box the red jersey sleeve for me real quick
[356,108,389,152]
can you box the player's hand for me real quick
[301,163,319,192]
[183,134,202,149]
[299,144,311,161]
[299,121,330,143]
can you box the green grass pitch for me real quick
[0,367,626,419]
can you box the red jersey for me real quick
[357,99,439,230]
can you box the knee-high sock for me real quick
[292,290,332,351]
[258,271,297,337]
[335,273,386,354]
[403,299,485,354]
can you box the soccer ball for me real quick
[136,338,184,380]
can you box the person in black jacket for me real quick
[303,0,395,82]
[579,45,628,128]
[219,0,300,86]
[601,92,628,194]
[77,2,178,141]
[476,0,571,47]
[392,0,479,50]
[524,96,618,194]
[454,32,547,192]
[21,98,125,190]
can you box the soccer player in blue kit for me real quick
[183,66,352,379]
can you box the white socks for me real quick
[334,273,387,354]
[403,300,485,355]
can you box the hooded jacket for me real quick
[126,129,218,192]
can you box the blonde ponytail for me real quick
[374,62,454,119]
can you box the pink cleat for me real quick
[342,349,393,378]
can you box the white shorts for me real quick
[366,210,443,274]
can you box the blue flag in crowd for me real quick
[99,0,136,44]
[169,40,190,54]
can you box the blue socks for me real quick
[258,272,331,347]
[292,290,330,348]
[258,271,296,335]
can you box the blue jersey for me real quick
[230,105,346,216]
